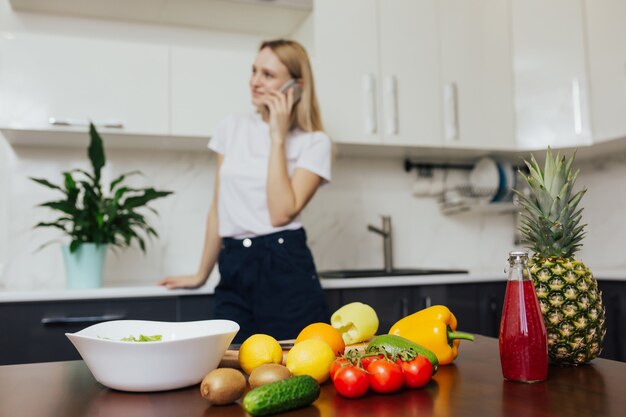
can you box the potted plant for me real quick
[30,123,173,289]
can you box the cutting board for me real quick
[219,340,368,369]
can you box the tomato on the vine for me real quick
[366,360,404,394]
[330,357,350,382]
[333,365,370,398]
[400,355,432,389]
[360,354,383,369]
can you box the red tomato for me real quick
[330,357,350,382]
[333,365,370,399]
[400,355,433,389]
[366,360,404,394]
[360,354,383,370]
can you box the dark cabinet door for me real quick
[324,289,342,322]
[445,282,506,338]
[412,285,447,311]
[597,281,626,362]
[177,295,214,322]
[0,297,177,365]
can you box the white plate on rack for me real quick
[469,157,500,199]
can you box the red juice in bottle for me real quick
[499,251,548,383]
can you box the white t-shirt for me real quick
[208,113,332,239]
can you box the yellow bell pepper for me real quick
[388,305,474,365]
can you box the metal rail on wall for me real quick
[403,158,473,177]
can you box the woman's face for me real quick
[250,47,292,107]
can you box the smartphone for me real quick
[279,79,302,103]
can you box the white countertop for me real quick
[0,284,215,303]
[319,272,504,289]
[0,270,624,303]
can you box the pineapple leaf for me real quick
[513,148,586,258]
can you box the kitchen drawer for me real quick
[0,297,177,365]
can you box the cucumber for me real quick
[243,375,320,417]
[366,334,439,373]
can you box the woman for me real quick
[159,39,331,343]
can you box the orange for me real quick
[295,322,346,355]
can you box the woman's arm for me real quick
[158,154,224,288]
[267,148,322,227]
[264,89,323,227]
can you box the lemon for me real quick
[285,338,335,383]
[238,334,283,375]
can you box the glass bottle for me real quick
[499,251,548,382]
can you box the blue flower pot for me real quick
[62,243,108,289]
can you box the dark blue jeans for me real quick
[214,228,329,343]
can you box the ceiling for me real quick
[9,0,313,36]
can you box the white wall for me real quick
[5,141,625,292]
[0,144,215,289]
[0,142,522,290]
[577,153,626,269]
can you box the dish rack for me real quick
[441,185,518,216]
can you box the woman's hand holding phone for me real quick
[262,79,301,145]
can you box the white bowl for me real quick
[66,319,239,392]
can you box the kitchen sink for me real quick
[318,268,469,279]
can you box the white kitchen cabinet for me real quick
[0,33,169,136]
[170,45,255,138]
[314,0,514,150]
[313,0,442,147]
[583,0,626,143]
[438,0,516,150]
[377,0,441,147]
[511,0,592,149]
[313,0,382,145]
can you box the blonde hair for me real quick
[259,39,324,133]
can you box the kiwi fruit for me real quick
[200,368,247,405]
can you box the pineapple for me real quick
[515,148,606,365]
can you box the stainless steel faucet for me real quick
[367,215,393,273]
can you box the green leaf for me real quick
[30,177,64,192]
[63,172,77,193]
[69,240,81,253]
[40,200,77,214]
[70,168,97,184]
[88,123,106,183]
[33,222,69,233]
[122,189,174,210]
[110,171,142,192]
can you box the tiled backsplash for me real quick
[1,137,625,290]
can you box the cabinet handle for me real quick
[384,75,398,135]
[41,313,126,326]
[571,78,582,135]
[443,83,459,140]
[424,296,432,308]
[362,74,377,135]
[49,117,124,129]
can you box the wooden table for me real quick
[1,336,625,417]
